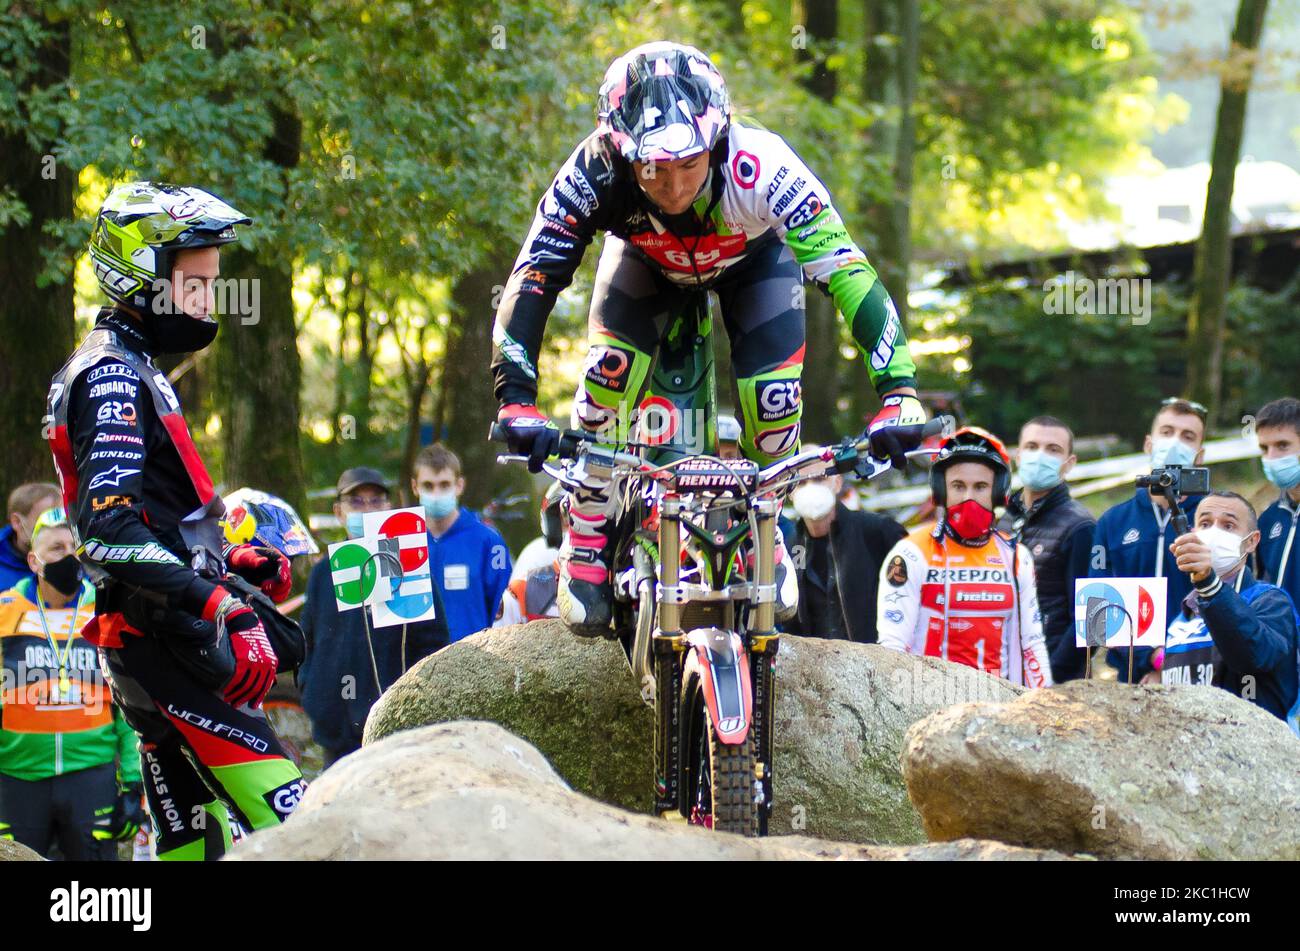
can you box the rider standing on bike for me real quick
[492,41,926,635]
[45,182,305,859]
[876,428,1053,687]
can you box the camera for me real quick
[1135,465,1210,497]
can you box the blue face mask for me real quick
[1017,450,1063,491]
[421,492,457,520]
[345,512,366,538]
[1150,436,1196,469]
[1263,453,1300,490]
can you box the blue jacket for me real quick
[298,556,450,756]
[427,508,512,642]
[1091,489,1205,681]
[1164,568,1300,729]
[1257,492,1300,613]
[0,526,33,594]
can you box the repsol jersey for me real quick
[877,525,1052,687]
[490,119,916,405]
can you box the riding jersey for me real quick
[46,309,227,623]
[877,525,1052,687]
[491,119,916,406]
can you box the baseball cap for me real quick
[336,467,391,498]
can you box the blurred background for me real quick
[2,0,1298,553]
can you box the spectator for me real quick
[784,462,905,643]
[1163,491,1299,729]
[998,416,1095,682]
[1091,398,1208,682]
[414,444,512,641]
[0,483,62,593]
[878,427,1052,686]
[717,414,743,460]
[299,468,450,767]
[496,483,563,626]
[0,508,142,859]
[1255,397,1300,610]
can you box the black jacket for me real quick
[785,503,906,643]
[298,556,450,756]
[999,482,1095,682]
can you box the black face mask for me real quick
[141,310,220,354]
[41,554,84,598]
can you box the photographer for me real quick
[1164,492,1299,727]
[1091,399,1208,682]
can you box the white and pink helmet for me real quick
[596,42,731,163]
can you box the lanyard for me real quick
[1277,507,1298,584]
[1151,499,1173,578]
[33,587,84,697]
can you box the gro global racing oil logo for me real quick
[264,777,308,818]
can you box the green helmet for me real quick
[88,181,251,313]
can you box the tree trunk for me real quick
[439,256,514,509]
[212,102,306,515]
[797,0,841,441]
[1186,0,1269,422]
[0,12,73,504]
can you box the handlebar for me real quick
[489,414,952,490]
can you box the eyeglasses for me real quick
[1161,397,1208,421]
[340,494,390,511]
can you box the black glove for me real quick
[93,781,145,842]
[864,394,929,470]
[497,403,561,473]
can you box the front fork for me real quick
[652,494,780,831]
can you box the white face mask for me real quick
[1151,436,1196,469]
[1196,526,1248,578]
[792,482,836,521]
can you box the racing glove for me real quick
[227,544,293,603]
[865,393,929,470]
[213,595,278,709]
[92,781,145,842]
[497,403,561,473]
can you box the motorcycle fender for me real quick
[683,627,752,745]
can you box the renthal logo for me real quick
[676,473,731,488]
[165,704,270,753]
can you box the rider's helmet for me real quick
[929,426,1012,508]
[596,42,730,164]
[539,481,564,550]
[88,181,250,352]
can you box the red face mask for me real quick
[946,498,994,540]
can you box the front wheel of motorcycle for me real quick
[683,683,759,837]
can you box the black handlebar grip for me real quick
[922,416,951,439]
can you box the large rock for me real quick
[230,720,1069,860]
[0,839,42,861]
[902,680,1300,860]
[364,620,1023,844]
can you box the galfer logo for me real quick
[49,881,151,931]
